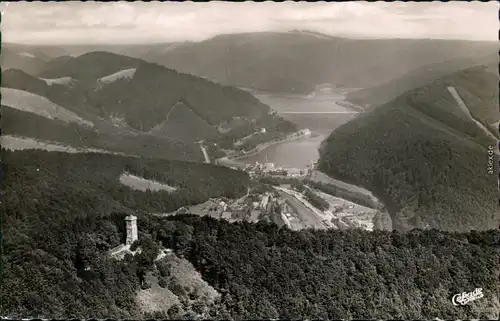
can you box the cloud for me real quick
[1,1,497,44]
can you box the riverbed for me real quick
[238,87,360,168]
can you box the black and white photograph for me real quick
[1,1,499,319]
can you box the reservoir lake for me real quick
[238,87,359,168]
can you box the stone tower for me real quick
[125,215,138,245]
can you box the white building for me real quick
[219,201,228,212]
[125,215,138,245]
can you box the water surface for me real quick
[239,87,359,168]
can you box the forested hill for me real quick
[37,51,143,81]
[4,52,270,131]
[317,66,500,232]
[2,51,297,152]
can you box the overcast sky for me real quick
[1,1,498,44]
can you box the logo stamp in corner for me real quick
[487,145,494,175]
[452,288,484,306]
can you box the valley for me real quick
[3,40,497,235]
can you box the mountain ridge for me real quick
[2,51,298,157]
[317,65,499,232]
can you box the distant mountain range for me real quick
[142,31,498,94]
[4,32,497,95]
[318,65,500,232]
[2,51,297,160]
[1,47,50,75]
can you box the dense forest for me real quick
[3,205,499,319]
[0,150,249,319]
[318,67,500,232]
[1,150,250,218]
[2,150,499,319]
[158,215,500,320]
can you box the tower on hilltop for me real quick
[125,215,138,245]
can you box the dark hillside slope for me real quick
[148,101,219,142]
[1,68,50,95]
[441,66,499,127]
[403,66,499,141]
[40,55,76,73]
[317,67,500,232]
[87,61,270,131]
